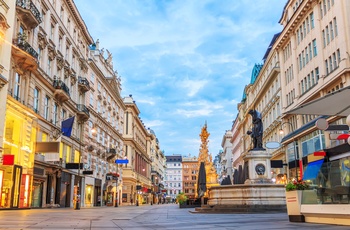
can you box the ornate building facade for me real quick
[122,95,152,205]
[0,0,125,209]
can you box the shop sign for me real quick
[2,155,14,165]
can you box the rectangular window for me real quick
[329,56,333,72]
[89,93,94,106]
[299,54,302,70]
[53,103,58,124]
[322,30,326,47]
[337,49,341,64]
[325,59,329,75]
[307,74,311,89]
[44,96,50,120]
[308,43,312,61]
[305,47,309,64]
[330,22,334,40]
[50,24,54,39]
[326,26,330,44]
[334,18,338,37]
[90,73,95,84]
[301,80,304,94]
[333,53,337,68]
[312,39,317,56]
[14,73,21,101]
[310,12,314,29]
[315,67,320,82]
[33,88,39,113]
[61,109,66,120]
[47,59,51,76]
[311,71,315,86]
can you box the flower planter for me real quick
[285,190,305,222]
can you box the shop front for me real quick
[1,101,36,209]
[285,86,350,225]
[94,178,102,206]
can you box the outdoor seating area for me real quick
[315,186,350,204]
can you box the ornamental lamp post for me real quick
[279,121,299,181]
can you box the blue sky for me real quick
[74,0,287,157]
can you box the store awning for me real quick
[285,86,350,116]
[303,159,324,180]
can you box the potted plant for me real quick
[285,179,308,222]
[176,192,188,208]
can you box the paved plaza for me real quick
[0,204,348,230]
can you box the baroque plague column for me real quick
[197,123,219,198]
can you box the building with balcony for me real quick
[148,129,166,204]
[122,95,153,205]
[83,39,125,208]
[0,0,16,209]
[0,0,126,209]
[3,0,96,209]
[274,0,350,224]
[230,0,350,225]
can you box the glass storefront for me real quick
[31,181,43,208]
[85,184,93,206]
[302,156,350,205]
[0,104,36,208]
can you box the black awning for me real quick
[325,143,350,158]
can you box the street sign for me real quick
[115,159,129,164]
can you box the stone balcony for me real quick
[12,39,38,72]
[76,104,90,123]
[53,80,70,102]
[16,0,42,29]
[78,76,90,93]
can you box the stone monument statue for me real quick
[247,109,264,150]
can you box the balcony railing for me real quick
[76,104,90,122]
[53,80,70,96]
[16,0,42,24]
[107,148,117,154]
[78,76,90,92]
[14,40,39,59]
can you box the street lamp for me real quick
[279,121,299,180]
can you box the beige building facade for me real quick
[233,0,350,225]
[0,0,126,209]
[122,95,152,205]
[149,129,166,204]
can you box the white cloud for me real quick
[74,0,287,155]
[181,79,208,97]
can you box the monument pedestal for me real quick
[243,149,273,184]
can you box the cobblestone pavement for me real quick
[0,204,349,230]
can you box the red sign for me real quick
[3,155,14,165]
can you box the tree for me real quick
[176,192,188,205]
